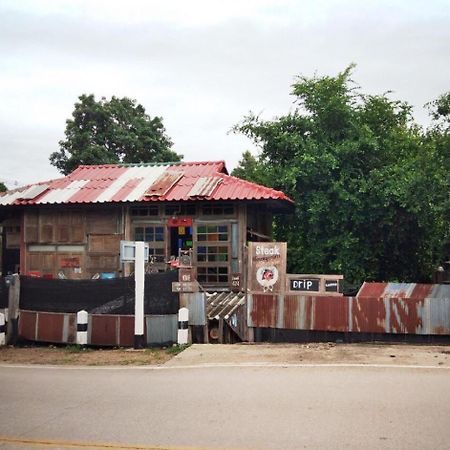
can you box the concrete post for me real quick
[76,310,88,346]
[0,312,5,346]
[134,241,145,349]
[177,307,189,345]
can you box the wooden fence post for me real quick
[6,274,20,345]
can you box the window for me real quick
[130,206,159,217]
[133,225,165,262]
[197,246,228,262]
[134,226,164,242]
[197,225,228,242]
[197,266,229,283]
[165,204,196,216]
[202,204,234,216]
[195,223,230,285]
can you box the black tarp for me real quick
[19,271,179,315]
[0,277,8,308]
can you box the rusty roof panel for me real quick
[357,282,440,299]
[145,171,183,197]
[206,291,245,320]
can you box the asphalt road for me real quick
[0,364,449,449]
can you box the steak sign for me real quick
[248,242,287,294]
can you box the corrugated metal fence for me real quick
[18,310,178,346]
[248,283,450,336]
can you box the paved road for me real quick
[0,364,449,449]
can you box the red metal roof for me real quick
[0,161,293,207]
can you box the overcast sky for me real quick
[0,0,449,188]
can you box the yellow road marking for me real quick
[0,436,238,450]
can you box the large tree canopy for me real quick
[0,182,7,193]
[50,94,182,175]
[233,66,449,285]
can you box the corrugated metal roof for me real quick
[206,291,246,320]
[357,282,448,300]
[0,161,293,206]
[188,177,222,197]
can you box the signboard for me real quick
[172,281,199,293]
[248,242,287,294]
[325,279,339,292]
[231,273,241,292]
[290,278,320,292]
[120,241,149,262]
[286,274,343,296]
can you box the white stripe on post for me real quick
[76,310,88,346]
[134,241,145,349]
[177,307,189,345]
[0,312,5,346]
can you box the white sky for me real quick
[0,0,449,188]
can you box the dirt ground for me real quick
[1,342,449,366]
[165,342,450,367]
[0,344,181,366]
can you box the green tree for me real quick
[231,150,267,184]
[50,94,182,175]
[234,66,449,284]
[0,182,7,192]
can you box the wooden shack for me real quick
[0,161,293,289]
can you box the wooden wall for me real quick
[23,207,124,279]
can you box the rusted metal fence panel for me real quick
[18,310,76,343]
[389,297,426,334]
[248,292,450,336]
[89,315,119,346]
[248,294,277,328]
[18,310,37,341]
[313,296,349,332]
[351,297,388,333]
[427,298,450,335]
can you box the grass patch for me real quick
[165,344,190,356]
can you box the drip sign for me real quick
[290,278,320,292]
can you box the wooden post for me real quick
[6,274,20,345]
[218,317,224,344]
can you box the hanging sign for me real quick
[248,242,287,294]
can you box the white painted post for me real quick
[177,307,189,345]
[76,310,88,346]
[134,241,145,349]
[0,312,5,346]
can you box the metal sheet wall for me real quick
[248,294,450,335]
[187,292,206,326]
[146,314,177,345]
